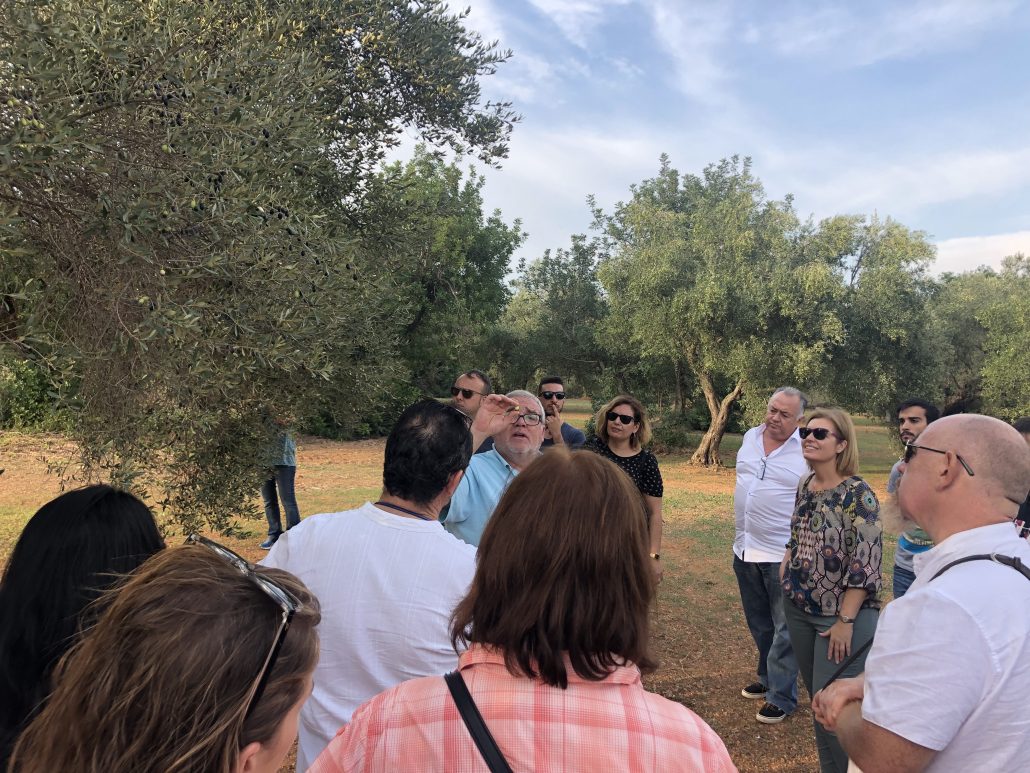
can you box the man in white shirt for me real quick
[813,414,1030,773]
[262,399,478,771]
[732,386,809,724]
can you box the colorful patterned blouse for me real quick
[782,475,883,616]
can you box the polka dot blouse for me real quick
[584,436,664,498]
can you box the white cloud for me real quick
[487,52,561,104]
[645,0,735,104]
[767,0,1021,66]
[934,231,1030,274]
[464,0,509,48]
[767,145,1030,221]
[526,0,632,48]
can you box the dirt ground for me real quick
[1,430,900,772]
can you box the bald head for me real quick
[920,414,1030,507]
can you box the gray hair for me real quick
[770,387,808,419]
[507,389,545,417]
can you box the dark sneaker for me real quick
[741,682,767,700]
[756,702,788,724]
[259,536,278,550]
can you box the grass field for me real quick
[0,414,903,772]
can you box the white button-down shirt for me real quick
[863,522,1030,770]
[733,425,808,563]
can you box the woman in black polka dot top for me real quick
[584,394,664,580]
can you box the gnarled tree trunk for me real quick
[689,371,744,466]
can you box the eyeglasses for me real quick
[450,386,487,400]
[607,411,637,425]
[539,391,566,400]
[184,535,299,719]
[799,427,842,441]
[511,410,543,426]
[903,443,975,477]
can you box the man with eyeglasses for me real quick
[260,399,478,771]
[443,390,545,547]
[538,375,585,448]
[813,414,1030,772]
[732,386,809,725]
[888,398,941,598]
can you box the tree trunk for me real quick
[689,372,744,467]
[674,359,685,415]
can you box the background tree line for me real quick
[2,0,1027,529]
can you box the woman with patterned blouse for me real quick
[780,406,882,773]
[584,395,664,582]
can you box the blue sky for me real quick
[423,0,1030,274]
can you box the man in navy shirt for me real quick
[538,375,585,449]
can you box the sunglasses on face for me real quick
[184,535,299,719]
[799,427,842,441]
[607,411,637,425]
[903,443,976,477]
[539,391,566,400]
[450,386,486,400]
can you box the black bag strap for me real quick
[445,670,514,773]
[823,554,1030,691]
[930,553,1030,582]
[822,635,875,690]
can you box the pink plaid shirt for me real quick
[309,644,737,772]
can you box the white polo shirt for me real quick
[733,425,808,563]
[862,522,1030,770]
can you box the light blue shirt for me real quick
[442,449,516,546]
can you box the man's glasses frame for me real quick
[903,443,976,477]
[539,391,566,401]
[510,410,543,426]
[184,534,299,719]
[450,386,488,400]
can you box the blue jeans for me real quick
[733,555,799,713]
[262,465,300,537]
[893,564,916,598]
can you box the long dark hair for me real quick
[451,449,657,687]
[9,546,320,773]
[0,485,165,766]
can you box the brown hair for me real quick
[593,394,651,448]
[806,407,860,477]
[9,545,320,773]
[451,449,657,688]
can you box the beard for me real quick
[879,491,920,536]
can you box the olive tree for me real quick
[0,0,516,529]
